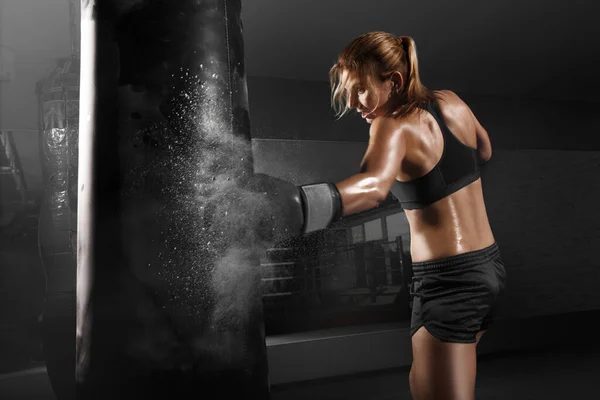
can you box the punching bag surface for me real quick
[77,1,272,398]
[36,57,79,400]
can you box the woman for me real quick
[328,31,507,399]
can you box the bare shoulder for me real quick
[435,89,460,99]
[370,115,411,139]
[434,90,467,108]
[433,90,474,121]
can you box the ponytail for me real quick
[381,35,434,118]
[399,36,430,103]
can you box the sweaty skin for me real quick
[336,90,495,262]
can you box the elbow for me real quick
[369,184,390,206]
[476,133,492,163]
[479,147,492,164]
[374,188,389,204]
[486,146,492,161]
[355,191,386,213]
[356,189,387,212]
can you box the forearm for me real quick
[336,173,388,216]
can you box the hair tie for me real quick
[397,37,408,53]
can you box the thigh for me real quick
[410,326,477,400]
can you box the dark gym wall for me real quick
[248,75,600,320]
[248,76,600,149]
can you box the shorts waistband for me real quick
[412,242,500,276]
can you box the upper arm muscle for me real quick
[448,90,492,161]
[361,118,407,190]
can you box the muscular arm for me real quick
[440,90,492,163]
[335,118,406,216]
[472,110,492,163]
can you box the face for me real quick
[344,70,394,124]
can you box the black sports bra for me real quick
[389,100,480,210]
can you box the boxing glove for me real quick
[240,173,343,238]
[299,182,343,233]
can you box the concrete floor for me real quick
[1,341,599,400]
[271,341,600,399]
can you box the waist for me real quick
[412,242,501,276]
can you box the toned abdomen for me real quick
[404,179,496,262]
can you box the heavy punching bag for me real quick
[77,0,274,399]
[36,56,79,400]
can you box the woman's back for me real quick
[396,90,495,262]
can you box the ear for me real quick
[389,71,404,91]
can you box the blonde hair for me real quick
[330,31,435,120]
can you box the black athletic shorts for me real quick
[409,242,507,343]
